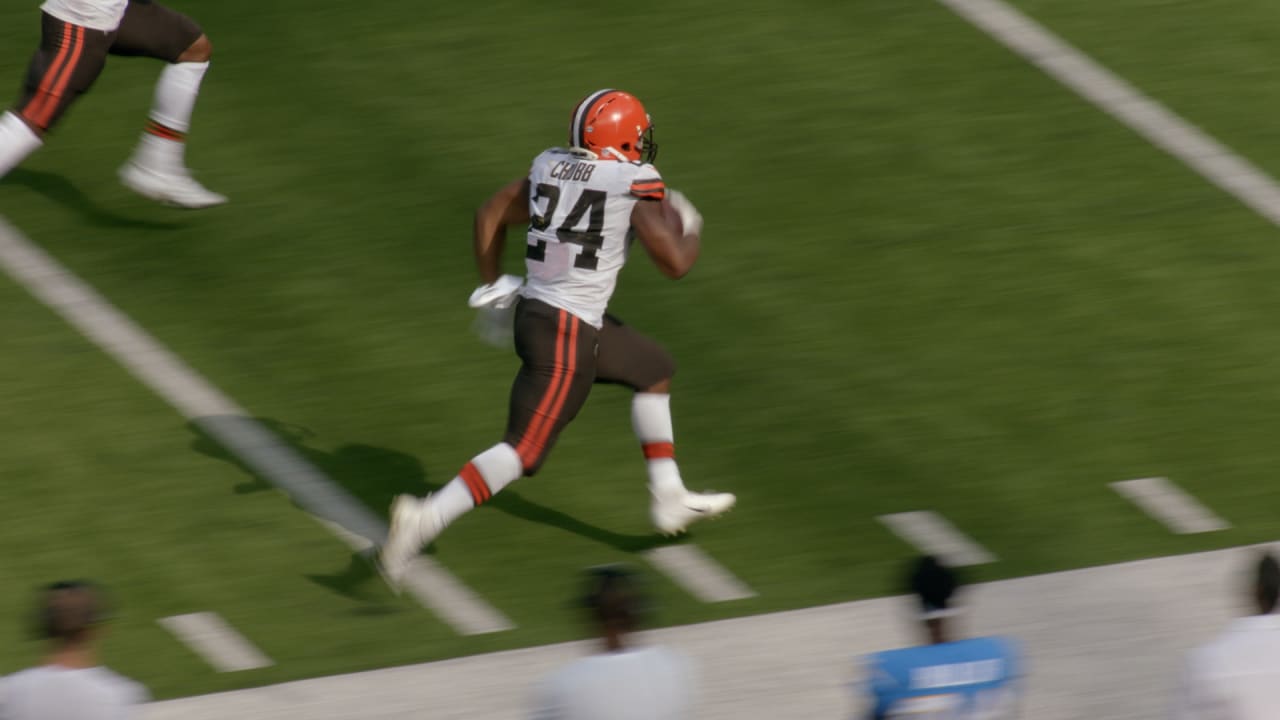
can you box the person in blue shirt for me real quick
[862,556,1022,719]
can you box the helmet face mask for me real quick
[639,122,658,164]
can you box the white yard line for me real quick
[158,613,273,673]
[0,215,512,636]
[878,511,996,566]
[1111,477,1230,534]
[644,545,756,602]
[142,543,1279,720]
[936,0,1280,228]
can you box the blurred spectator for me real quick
[1172,551,1280,720]
[860,556,1021,719]
[0,581,147,720]
[530,565,696,720]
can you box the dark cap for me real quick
[581,565,648,630]
[908,556,960,620]
[35,580,110,643]
[1257,552,1280,614]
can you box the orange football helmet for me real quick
[569,89,658,164]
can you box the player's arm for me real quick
[474,177,531,284]
[631,195,701,280]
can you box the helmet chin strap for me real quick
[568,146,631,162]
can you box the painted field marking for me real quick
[936,0,1280,228]
[1111,477,1230,534]
[878,511,996,566]
[158,612,273,673]
[145,543,1280,720]
[644,545,756,602]
[0,216,512,635]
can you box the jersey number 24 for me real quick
[527,183,606,271]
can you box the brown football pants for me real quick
[14,1,202,132]
[504,298,676,476]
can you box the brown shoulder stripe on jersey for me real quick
[631,186,665,200]
[630,178,666,198]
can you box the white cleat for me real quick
[651,489,737,536]
[378,494,442,591]
[119,162,228,209]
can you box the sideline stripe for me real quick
[878,511,996,566]
[0,216,513,635]
[1111,477,1230,534]
[158,612,272,673]
[936,0,1280,228]
[143,543,1280,720]
[644,545,756,603]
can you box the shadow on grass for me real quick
[187,417,674,597]
[3,168,186,230]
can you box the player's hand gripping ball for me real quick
[665,190,703,237]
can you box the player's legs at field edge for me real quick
[596,314,736,534]
[380,300,597,582]
[0,14,114,179]
[595,315,686,498]
[436,302,596,524]
[114,1,225,208]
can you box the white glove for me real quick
[666,189,703,237]
[467,275,522,349]
[468,274,523,309]
[471,305,515,349]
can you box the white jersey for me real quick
[519,148,665,329]
[530,645,695,720]
[0,665,148,720]
[1172,614,1280,720]
[40,0,129,31]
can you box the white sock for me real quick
[0,112,43,180]
[134,61,209,172]
[150,61,209,133]
[632,393,687,498]
[430,443,523,528]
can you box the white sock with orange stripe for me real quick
[133,61,209,173]
[632,393,687,499]
[430,442,523,529]
[0,112,42,180]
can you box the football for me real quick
[662,194,684,236]
[664,189,702,237]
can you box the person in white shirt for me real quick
[1172,552,1280,720]
[531,566,696,720]
[0,0,225,208]
[0,580,148,720]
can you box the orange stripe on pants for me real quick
[522,315,579,462]
[21,23,76,128]
[515,309,570,467]
[34,25,86,129]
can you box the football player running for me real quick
[380,89,735,584]
[0,0,225,208]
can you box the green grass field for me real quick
[2,0,1279,700]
